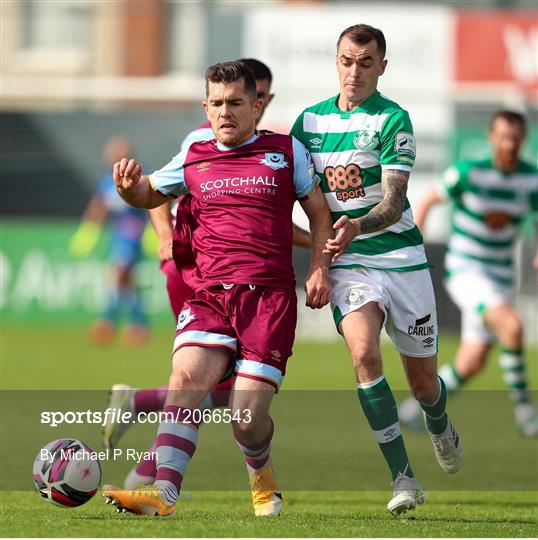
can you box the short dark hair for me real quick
[205,61,257,100]
[237,58,273,86]
[489,110,526,132]
[337,24,386,58]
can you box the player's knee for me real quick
[498,314,524,347]
[232,417,260,444]
[506,317,523,344]
[409,375,439,403]
[168,366,198,390]
[349,343,380,370]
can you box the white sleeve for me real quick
[149,127,215,197]
[291,137,320,199]
[149,148,189,198]
[180,127,215,151]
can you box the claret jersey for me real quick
[150,132,318,289]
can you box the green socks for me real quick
[499,348,530,405]
[419,376,448,435]
[357,375,413,480]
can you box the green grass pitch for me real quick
[1,325,537,537]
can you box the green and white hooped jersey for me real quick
[440,158,538,286]
[291,91,428,272]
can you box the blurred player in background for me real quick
[103,61,334,517]
[103,59,311,488]
[399,110,538,437]
[69,137,149,346]
[292,24,462,515]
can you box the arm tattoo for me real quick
[357,170,410,235]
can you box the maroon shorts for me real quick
[172,285,297,391]
[160,259,194,320]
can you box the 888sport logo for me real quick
[324,164,365,202]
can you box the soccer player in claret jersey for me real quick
[291,24,463,515]
[102,59,311,490]
[148,58,309,321]
[399,111,538,437]
[102,61,335,517]
[149,58,309,322]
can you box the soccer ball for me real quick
[33,438,101,507]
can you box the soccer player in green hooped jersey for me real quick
[291,24,463,515]
[399,111,538,437]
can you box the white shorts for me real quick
[445,272,514,344]
[330,267,438,358]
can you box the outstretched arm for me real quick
[299,186,333,309]
[324,169,410,260]
[113,158,171,209]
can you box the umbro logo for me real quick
[309,137,322,149]
[196,162,210,172]
[422,337,435,348]
[384,428,396,438]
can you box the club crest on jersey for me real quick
[261,152,288,171]
[177,308,196,330]
[353,130,379,151]
[345,289,364,305]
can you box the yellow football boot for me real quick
[102,484,175,517]
[249,460,282,516]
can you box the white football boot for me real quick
[427,417,463,474]
[387,472,425,515]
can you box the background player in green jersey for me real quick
[291,24,462,516]
[399,111,538,437]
